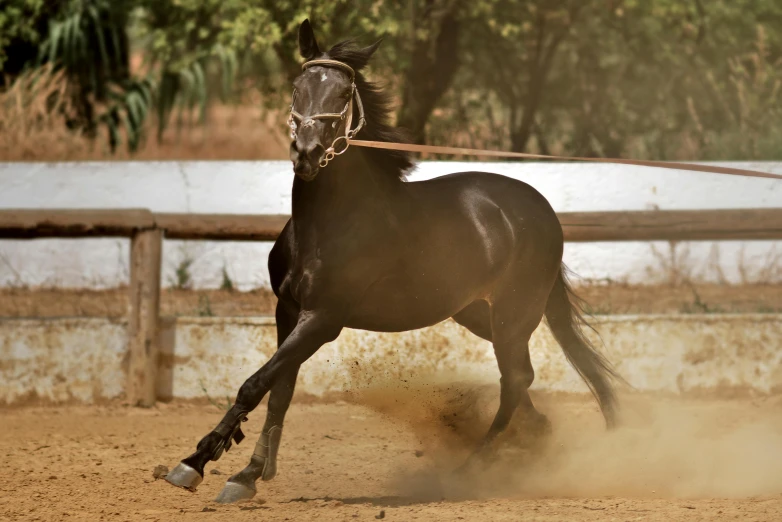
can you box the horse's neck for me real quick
[291,149,406,226]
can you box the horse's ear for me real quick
[298,19,320,60]
[349,39,383,70]
[360,39,383,60]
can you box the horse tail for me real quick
[544,265,624,428]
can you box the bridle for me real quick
[288,59,366,168]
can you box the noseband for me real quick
[288,59,366,168]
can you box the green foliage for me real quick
[172,257,193,290]
[458,0,586,152]
[540,0,782,160]
[0,0,46,72]
[695,26,782,159]
[100,76,155,151]
[131,0,407,134]
[197,294,214,317]
[40,0,127,90]
[3,0,782,160]
[220,265,234,292]
[680,286,724,314]
[24,0,149,151]
[137,0,232,136]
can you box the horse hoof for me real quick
[165,462,203,492]
[215,480,256,504]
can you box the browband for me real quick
[302,59,356,82]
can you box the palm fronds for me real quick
[102,77,155,152]
[156,46,238,140]
[37,0,146,152]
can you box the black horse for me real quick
[165,19,622,503]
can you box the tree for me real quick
[542,0,782,159]
[0,0,53,83]
[1,0,153,151]
[4,0,782,160]
[396,1,462,144]
[460,0,587,153]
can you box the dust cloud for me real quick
[348,381,782,500]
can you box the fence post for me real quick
[127,227,163,407]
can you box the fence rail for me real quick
[4,208,782,242]
[558,208,782,242]
[2,207,781,406]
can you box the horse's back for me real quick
[408,170,562,241]
[411,170,564,277]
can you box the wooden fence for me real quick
[2,207,782,406]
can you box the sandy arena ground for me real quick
[2,387,782,521]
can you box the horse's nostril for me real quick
[305,143,325,164]
[294,138,325,169]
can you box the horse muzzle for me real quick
[291,139,325,181]
[293,159,319,181]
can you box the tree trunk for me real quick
[397,6,461,144]
[510,74,545,152]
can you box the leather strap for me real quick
[303,59,356,82]
[350,140,782,181]
[214,407,248,445]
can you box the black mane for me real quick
[323,40,414,179]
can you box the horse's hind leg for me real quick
[215,304,298,503]
[452,300,492,341]
[215,369,298,502]
[467,291,551,464]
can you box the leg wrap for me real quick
[210,406,249,461]
[253,425,283,481]
[213,425,282,503]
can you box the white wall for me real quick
[1,161,781,289]
[3,314,781,404]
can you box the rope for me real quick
[350,140,782,181]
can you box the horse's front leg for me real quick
[165,311,342,492]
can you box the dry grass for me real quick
[0,68,290,162]
[0,65,92,161]
[0,287,277,318]
[1,283,781,318]
[644,241,782,286]
[116,96,290,161]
